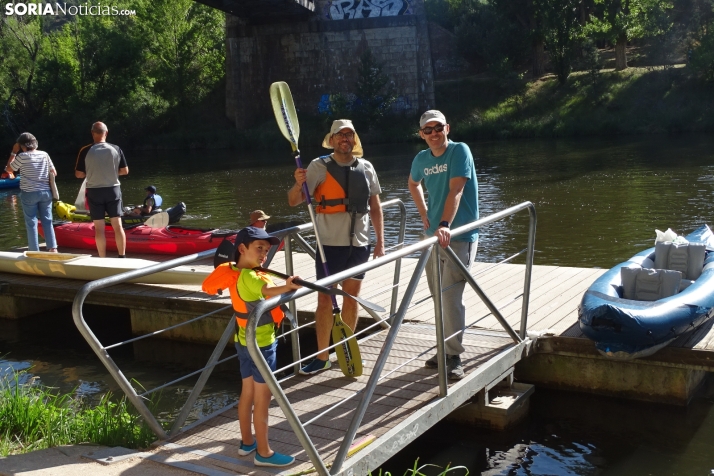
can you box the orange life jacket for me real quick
[314,156,370,215]
[201,263,284,329]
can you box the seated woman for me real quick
[128,185,162,216]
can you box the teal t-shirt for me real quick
[410,141,479,242]
[236,269,277,347]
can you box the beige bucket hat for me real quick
[321,119,364,157]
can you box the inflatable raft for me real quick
[0,177,20,189]
[0,251,209,285]
[53,200,186,226]
[39,222,237,255]
[579,225,714,360]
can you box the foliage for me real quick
[323,49,396,131]
[0,0,225,149]
[371,458,469,476]
[354,49,397,129]
[454,0,531,73]
[538,0,585,83]
[424,0,464,31]
[586,0,674,43]
[0,368,157,456]
[689,13,714,83]
[586,0,673,69]
[436,65,714,140]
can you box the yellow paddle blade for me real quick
[269,81,300,151]
[332,311,363,377]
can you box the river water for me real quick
[1,134,714,474]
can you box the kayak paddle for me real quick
[269,81,362,377]
[143,212,170,229]
[255,267,385,313]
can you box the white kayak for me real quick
[0,251,209,285]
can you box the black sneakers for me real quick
[424,354,464,380]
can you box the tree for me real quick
[587,0,673,70]
[0,13,49,128]
[455,0,532,75]
[144,0,225,110]
[537,0,584,83]
[353,49,396,129]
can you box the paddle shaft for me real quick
[274,86,338,310]
[255,267,385,313]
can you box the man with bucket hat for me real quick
[408,110,479,380]
[287,119,385,375]
[249,210,270,228]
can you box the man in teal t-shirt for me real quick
[408,110,479,380]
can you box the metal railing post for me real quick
[430,244,448,397]
[284,233,302,375]
[168,315,237,436]
[330,247,432,474]
[382,199,407,319]
[520,204,537,339]
[442,245,522,344]
[72,288,168,439]
[246,300,329,476]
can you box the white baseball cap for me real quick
[419,110,447,128]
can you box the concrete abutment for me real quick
[225,0,435,128]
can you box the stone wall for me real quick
[226,0,434,128]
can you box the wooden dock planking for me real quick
[159,325,515,476]
[6,247,714,474]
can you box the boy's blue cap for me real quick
[235,226,280,247]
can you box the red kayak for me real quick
[39,222,236,255]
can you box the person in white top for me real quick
[4,132,58,252]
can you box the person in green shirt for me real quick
[202,226,301,467]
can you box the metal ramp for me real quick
[71,201,537,476]
[151,325,530,475]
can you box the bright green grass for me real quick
[437,66,714,140]
[370,458,469,475]
[0,369,157,456]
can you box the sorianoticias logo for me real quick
[4,3,136,16]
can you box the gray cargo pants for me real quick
[425,239,478,356]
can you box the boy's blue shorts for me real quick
[235,341,277,384]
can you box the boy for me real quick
[202,226,300,467]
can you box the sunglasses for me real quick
[420,124,446,135]
[333,131,355,140]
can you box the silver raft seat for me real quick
[620,241,707,301]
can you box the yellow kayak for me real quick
[53,200,185,226]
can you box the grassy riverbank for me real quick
[437,65,714,140]
[0,370,156,456]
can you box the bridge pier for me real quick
[225,0,435,128]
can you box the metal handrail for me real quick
[71,199,408,439]
[246,201,537,475]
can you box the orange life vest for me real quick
[201,263,284,329]
[314,156,370,215]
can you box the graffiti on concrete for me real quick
[327,0,412,20]
[317,93,411,114]
[391,95,410,112]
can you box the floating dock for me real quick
[2,249,714,475]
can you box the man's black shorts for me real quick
[86,186,123,220]
[315,245,370,281]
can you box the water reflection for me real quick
[4,134,713,268]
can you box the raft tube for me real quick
[579,225,714,360]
